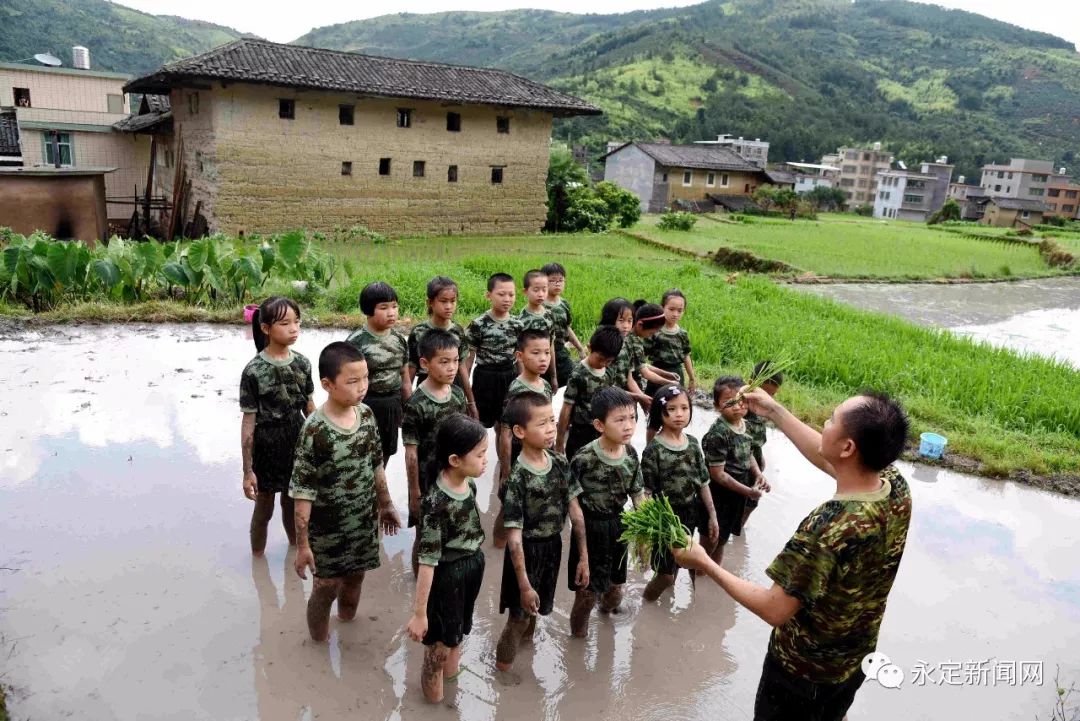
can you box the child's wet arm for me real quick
[374,466,393,509]
[709,464,753,497]
[412,565,435,617]
[404,445,420,497]
[294,499,313,549]
[506,529,531,591]
[568,327,585,355]
[399,366,412,402]
[706,566,802,627]
[698,484,717,519]
[304,397,315,416]
[568,498,588,561]
[556,403,572,450]
[241,413,256,474]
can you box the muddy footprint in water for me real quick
[494,668,522,686]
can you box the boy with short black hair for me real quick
[498,328,555,484]
[557,325,624,461]
[346,281,411,466]
[702,376,768,566]
[465,273,523,473]
[542,262,586,389]
[402,329,468,574]
[567,386,644,637]
[743,361,783,528]
[495,391,588,671]
[518,269,558,388]
[290,341,401,642]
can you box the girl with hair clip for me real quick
[639,384,719,602]
[646,289,698,393]
[628,300,680,397]
[239,296,315,555]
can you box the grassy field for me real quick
[318,233,1080,480]
[634,214,1068,280]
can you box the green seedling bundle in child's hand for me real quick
[722,352,798,409]
[619,495,692,568]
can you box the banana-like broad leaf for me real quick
[161,261,188,287]
[233,256,262,288]
[45,241,78,287]
[134,242,163,274]
[277,231,306,267]
[90,258,121,288]
[259,244,275,274]
[186,238,209,272]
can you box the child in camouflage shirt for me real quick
[557,325,624,461]
[567,386,644,638]
[542,262,586,389]
[346,282,411,466]
[402,329,468,575]
[702,376,769,566]
[599,298,654,411]
[518,269,558,388]
[743,360,784,529]
[640,384,718,603]
[646,289,698,393]
[240,296,315,555]
[405,414,488,704]
[496,392,588,671]
[289,342,401,642]
[406,276,476,412]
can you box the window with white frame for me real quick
[707,172,716,187]
[682,170,692,186]
[43,132,74,166]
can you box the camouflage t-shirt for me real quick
[466,311,523,367]
[624,333,648,373]
[345,326,408,395]
[563,361,617,428]
[518,307,554,339]
[647,326,691,369]
[569,440,644,517]
[766,466,912,684]
[407,319,469,372]
[745,411,768,466]
[417,477,486,566]
[288,406,384,577]
[544,298,573,346]
[401,384,468,494]
[239,350,314,422]
[641,434,709,508]
[500,377,554,425]
[608,335,640,390]
[503,450,577,540]
[702,417,755,485]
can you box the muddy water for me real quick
[2,324,1078,720]
[798,277,1080,367]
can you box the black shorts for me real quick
[554,346,574,390]
[568,512,627,595]
[754,652,866,721]
[252,414,304,494]
[499,534,562,618]
[423,549,486,648]
[711,483,747,544]
[473,362,517,428]
[651,501,702,576]
[565,422,600,462]
[364,391,403,463]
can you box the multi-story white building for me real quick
[785,162,840,193]
[695,134,769,168]
[824,142,893,206]
[873,159,954,222]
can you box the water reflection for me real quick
[1,324,1078,721]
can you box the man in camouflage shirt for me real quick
[673,390,913,721]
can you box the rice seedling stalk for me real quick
[722,351,799,408]
[618,495,692,568]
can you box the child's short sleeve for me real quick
[691,439,709,487]
[640,443,660,496]
[766,508,838,609]
[400,398,422,447]
[360,406,384,469]
[239,366,259,414]
[563,370,581,407]
[465,317,483,353]
[702,428,729,468]
[680,329,692,359]
[501,467,525,530]
[288,420,319,502]
[626,450,644,498]
[417,494,444,566]
[407,327,422,371]
[299,355,315,397]
[564,300,573,329]
[455,325,470,362]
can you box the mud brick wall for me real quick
[173,84,553,237]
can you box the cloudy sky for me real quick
[113,0,1079,49]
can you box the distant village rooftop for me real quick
[123,38,601,117]
[604,141,760,172]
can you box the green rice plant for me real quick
[721,351,798,408]
[618,495,692,569]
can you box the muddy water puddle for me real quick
[798,277,1080,367]
[2,324,1078,720]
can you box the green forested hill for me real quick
[0,0,246,76]
[4,0,1078,179]
[298,0,1080,179]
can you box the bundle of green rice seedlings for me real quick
[619,495,693,568]
[721,352,798,408]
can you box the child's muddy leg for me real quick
[337,572,365,621]
[306,577,340,642]
[250,492,276,555]
[495,615,530,671]
[570,589,596,638]
[643,573,675,602]
[421,643,448,703]
[599,584,624,613]
[280,493,296,546]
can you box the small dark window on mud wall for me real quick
[496,116,510,133]
[339,104,354,125]
[379,158,392,176]
[397,109,412,128]
[448,165,458,183]
[413,160,426,178]
[13,87,31,107]
[279,99,295,119]
[491,167,504,184]
[447,112,461,132]
[341,161,352,176]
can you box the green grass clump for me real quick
[619,496,692,568]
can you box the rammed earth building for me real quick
[125,39,601,236]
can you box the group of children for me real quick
[237,263,784,703]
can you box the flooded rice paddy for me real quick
[1,324,1078,720]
